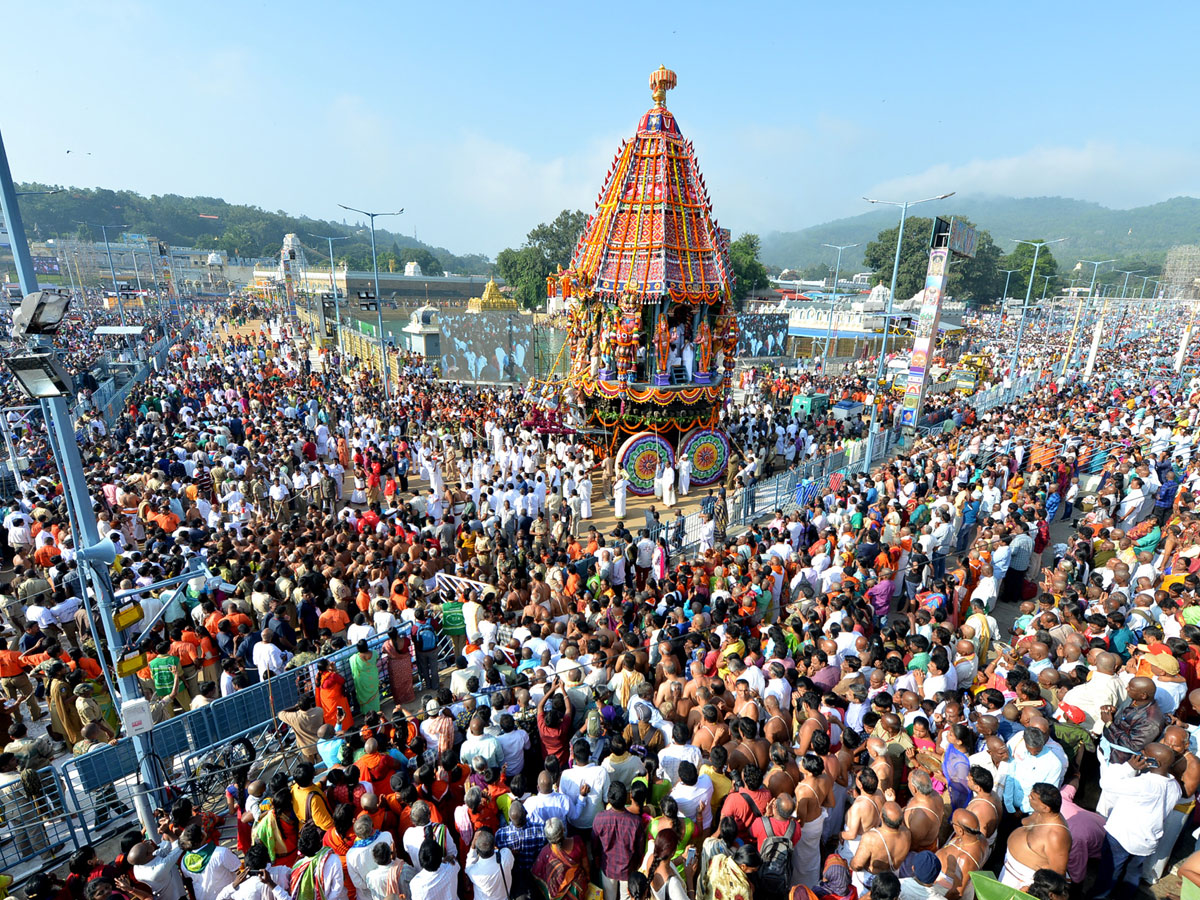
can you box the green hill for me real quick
[761,195,1200,272]
[10,183,493,276]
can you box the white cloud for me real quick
[864,142,1200,209]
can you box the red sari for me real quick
[381,633,415,705]
[314,670,354,728]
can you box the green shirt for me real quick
[441,601,466,637]
[149,655,180,697]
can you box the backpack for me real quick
[416,621,438,653]
[746,794,795,896]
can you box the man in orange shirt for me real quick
[32,541,61,571]
[168,627,201,699]
[0,649,40,722]
[319,605,351,639]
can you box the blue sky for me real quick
[3,1,1198,256]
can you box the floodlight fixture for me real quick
[10,288,71,337]
[6,352,75,398]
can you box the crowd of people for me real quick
[2,297,1200,900]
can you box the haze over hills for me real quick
[761,195,1200,272]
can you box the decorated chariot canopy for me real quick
[561,65,735,306]
[544,67,739,493]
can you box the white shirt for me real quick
[524,790,580,826]
[464,847,515,900]
[403,824,455,867]
[558,763,609,829]
[133,840,186,900]
[213,867,292,900]
[180,844,241,900]
[658,742,703,784]
[346,831,395,899]
[497,728,531,776]
[252,642,286,680]
[669,774,715,829]
[1098,763,1183,855]
[408,862,460,900]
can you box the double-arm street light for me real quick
[861,191,955,462]
[999,269,1020,305]
[79,220,130,326]
[336,204,404,400]
[307,232,351,355]
[1009,238,1067,373]
[821,242,859,361]
[1114,268,1145,300]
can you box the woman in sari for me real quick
[532,817,589,900]
[646,829,692,900]
[348,641,381,715]
[644,797,695,878]
[48,664,83,747]
[321,803,358,900]
[698,816,738,900]
[313,660,354,728]
[941,724,974,812]
[381,627,415,706]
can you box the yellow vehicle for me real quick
[950,353,991,393]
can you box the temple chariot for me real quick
[545,66,738,495]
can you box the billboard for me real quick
[899,247,950,427]
[947,218,978,259]
[32,255,61,275]
[737,312,789,358]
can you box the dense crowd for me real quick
[2,299,1200,900]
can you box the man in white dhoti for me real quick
[662,463,676,507]
[579,476,593,520]
[677,456,691,496]
[654,460,664,499]
[614,472,629,519]
[683,343,695,382]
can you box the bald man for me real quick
[1000,782,1070,889]
[1061,650,1125,734]
[935,809,988,900]
[1147,726,1200,883]
[903,769,945,854]
[849,800,911,895]
[1097,742,1181,894]
[1100,676,1165,765]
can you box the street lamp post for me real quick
[0,128,163,839]
[1040,274,1052,300]
[1139,274,1152,299]
[307,232,351,356]
[80,220,129,326]
[1000,268,1019,305]
[821,242,859,363]
[337,204,403,400]
[861,191,955,464]
[1009,238,1067,374]
[1114,268,1145,300]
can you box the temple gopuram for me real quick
[547,66,738,495]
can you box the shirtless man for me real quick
[901,769,945,854]
[691,704,730,756]
[839,768,883,863]
[935,809,989,900]
[1154,724,1200,883]
[681,661,713,703]
[763,694,791,745]
[866,736,896,794]
[653,659,686,706]
[965,766,1002,856]
[850,800,911,895]
[794,690,830,756]
[732,678,762,722]
[724,717,769,771]
[764,742,800,796]
[999,782,1071,888]
[794,753,830,887]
